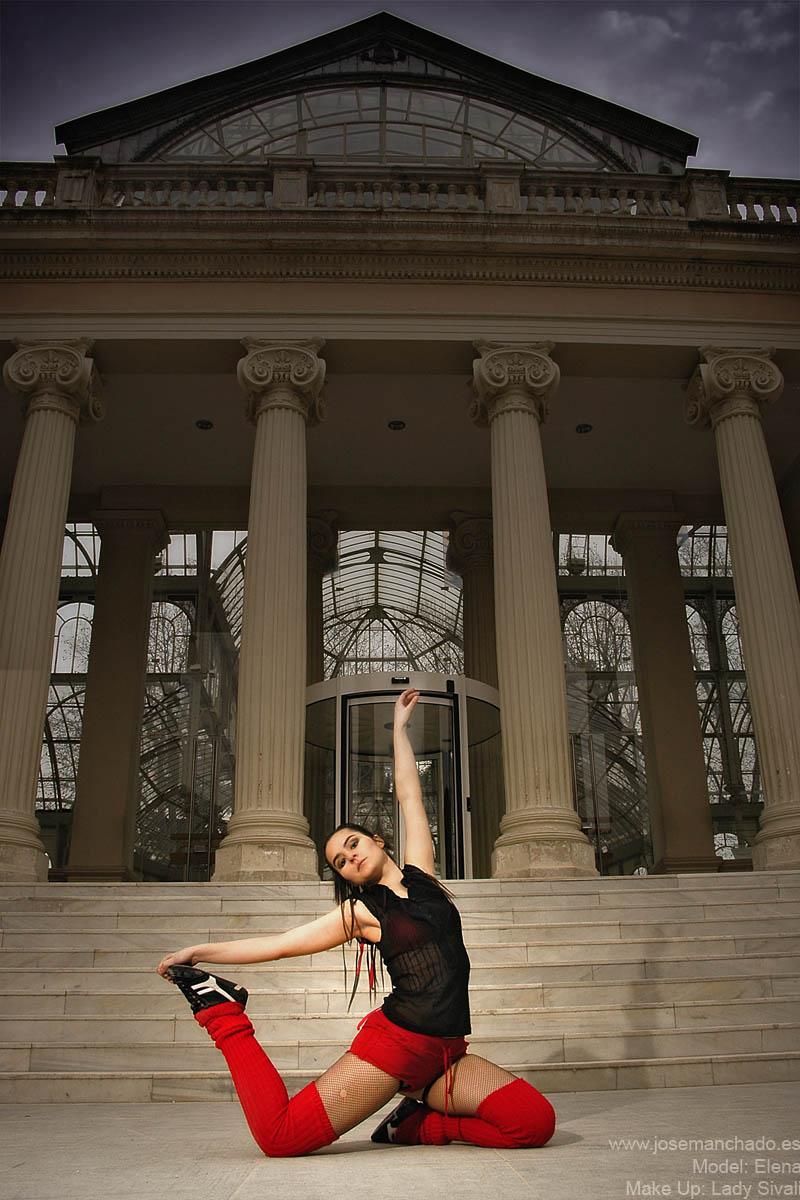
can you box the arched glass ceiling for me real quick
[157,85,610,170]
[323,530,463,677]
[211,529,464,673]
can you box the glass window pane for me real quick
[468,101,512,136]
[346,125,380,155]
[385,125,424,156]
[307,130,346,155]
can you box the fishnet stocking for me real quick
[396,1058,556,1149]
[417,1054,516,1115]
[313,1052,401,1135]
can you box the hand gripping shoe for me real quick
[166,965,248,1014]
[371,1097,424,1143]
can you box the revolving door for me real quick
[304,674,505,878]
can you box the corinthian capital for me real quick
[3,339,103,423]
[470,341,560,427]
[684,346,783,431]
[238,338,326,425]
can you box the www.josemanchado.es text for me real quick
[608,1138,800,1155]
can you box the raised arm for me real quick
[393,688,435,875]
[156,902,379,977]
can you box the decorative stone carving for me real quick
[307,510,339,576]
[471,341,560,426]
[447,513,493,574]
[3,339,103,423]
[2,250,796,295]
[238,338,326,425]
[360,41,407,65]
[685,170,730,220]
[684,346,783,430]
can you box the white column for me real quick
[685,346,800,870]
[0,340,103,881]
[472,342,595,878]
[213,339,326,880]
[612,512,718,873]
[67,510,168,881]
[307,510,338,686]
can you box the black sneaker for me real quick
[371,1097,424,1144]
[165,965,248,1014]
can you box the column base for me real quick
[491,807,598,879]
[752,807,800,871]
[650,855,721,874]
[212,810,319,881]
[0,810,50,882]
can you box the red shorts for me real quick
[348,1007,468,1093]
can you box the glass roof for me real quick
[323,530,463,677]
[157,85,610,170]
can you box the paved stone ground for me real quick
[1,1082,799,1200]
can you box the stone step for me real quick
[3,871,798,899]
[2,994,798,1043]
[3,873,798,1101]
[5,898,800,933]
[5,1019,798,1074]
[3,1049,800,1102]
[3,918,798,969]
[4,949,799,993]
[3,971,800,1017]
[4,911,799,950]
[5,883,800,915]
[3,935,800,976]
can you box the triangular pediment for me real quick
[56,12,698,173]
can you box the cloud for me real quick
[706,1,797,63]
[741,90,776,121]
[595,8,687,53]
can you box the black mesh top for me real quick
[358,864,471,1037]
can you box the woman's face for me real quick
[325,827,386,886]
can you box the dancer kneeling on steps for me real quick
[157,687,556,1158]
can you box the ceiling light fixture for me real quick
[575,423,593,434]
[388,419,406,431]
[195,419,214,430]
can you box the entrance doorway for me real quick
[304,673,504,878]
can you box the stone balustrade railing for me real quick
[725,178,800,223]
[0,161,797,224]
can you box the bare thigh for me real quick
[408,1054,517,1117]
[312,1051,401,1136]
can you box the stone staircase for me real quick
[1,871,799,1102]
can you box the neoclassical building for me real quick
[1,12,798,886]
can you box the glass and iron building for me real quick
[1,12,798,884]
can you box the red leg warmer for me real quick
[394,1077,556,1149]
[196,1002,338,1158]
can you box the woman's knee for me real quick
[478,1078,556,1148]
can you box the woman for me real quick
[157,687,556,1157]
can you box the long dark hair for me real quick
[325,820,455,1010]
[325,820,455,933]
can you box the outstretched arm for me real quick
[156,902,379,977]
[394,687,435,875]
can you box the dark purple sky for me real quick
[1,0,797,177]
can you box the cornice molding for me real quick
[1,248,797,293]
